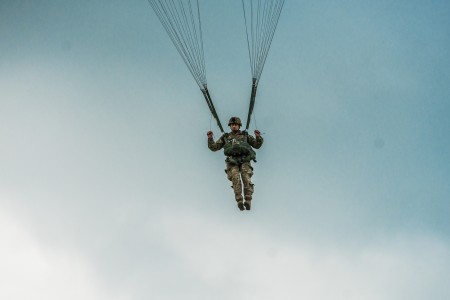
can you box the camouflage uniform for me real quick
[208,130,263,207]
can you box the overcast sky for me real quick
[1,1,450,299]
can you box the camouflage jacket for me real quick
[208,131,264,153]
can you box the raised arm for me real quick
[207,132,226,152]
[247,130,264,149]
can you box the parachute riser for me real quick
[245,78,258,131]
[201,86,224,133]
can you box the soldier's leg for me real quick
[226,164,244,210]
[240,162,254,210]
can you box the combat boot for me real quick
[244,195,252,210]
[235,195,244,211]
[244,201,251,210]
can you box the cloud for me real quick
[145,211,450,300]
[0,202,128,300]
[2,195,449,300]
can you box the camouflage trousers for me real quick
[225,162,254,202]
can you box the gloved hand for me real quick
[207,131,213,138]
[254,129,261,137]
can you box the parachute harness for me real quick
[148,0,285,132]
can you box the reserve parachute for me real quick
[147,0,285,132]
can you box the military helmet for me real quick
[228,116,242,126]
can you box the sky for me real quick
[1,0,450,299]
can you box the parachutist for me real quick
[150,1,281,211]
[207,117,263,211]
